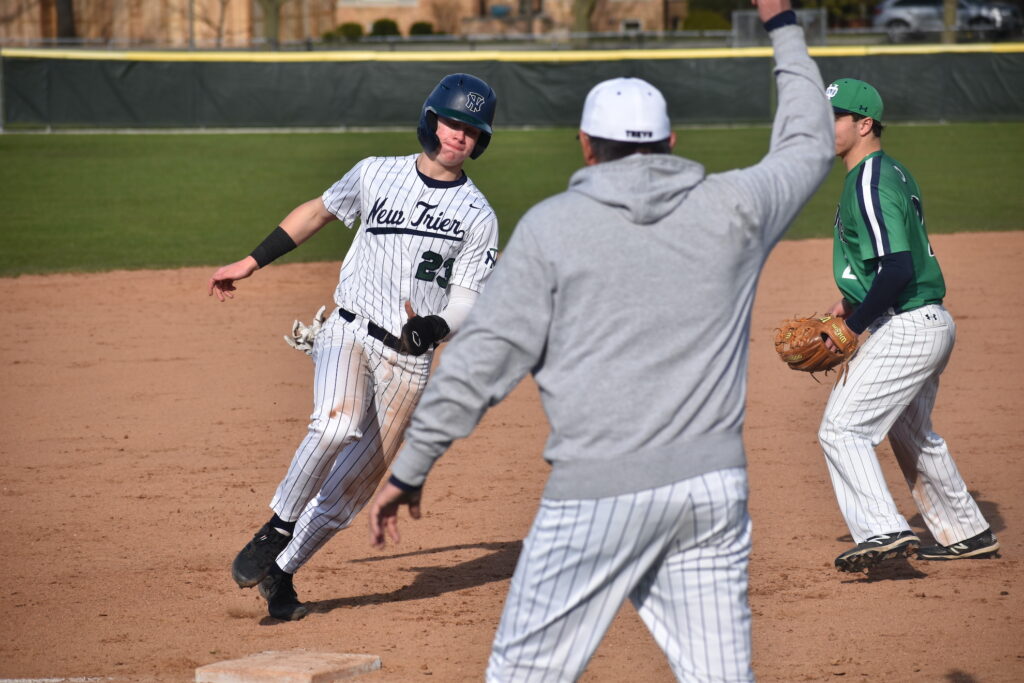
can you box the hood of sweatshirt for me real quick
[567,153,706,225]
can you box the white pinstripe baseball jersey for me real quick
[266,153,499,574]
[323,154,499,337]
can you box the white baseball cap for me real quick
[579,77,671,143]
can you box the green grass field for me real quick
[1,123,1021,276]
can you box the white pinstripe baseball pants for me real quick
[270,312,431,573]
[818,305,989,546]
[487,468,753,683]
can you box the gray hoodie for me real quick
[391,24,834,500]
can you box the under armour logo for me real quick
[925,313,937,320]
[466,92,485,113]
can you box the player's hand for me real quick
[369,480,423,549]
[827,298,853,319]
[398,301,451,355]
[823,301,855,352]
[208,257,258,302]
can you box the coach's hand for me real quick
[369,480,423,549]
[398,301,450,355]
[752,0,792,22]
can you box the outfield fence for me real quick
[2,43,1023,130]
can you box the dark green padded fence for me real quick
[2,45,1022,129]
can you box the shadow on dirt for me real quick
[280,540,522,620]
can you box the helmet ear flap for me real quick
[416,109,440,155]
[470,131,491,160]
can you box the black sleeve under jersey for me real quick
[845,251,914,334]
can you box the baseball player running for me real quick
[368,1,832,679]
[207,73,500,620]
[821,78,999,573]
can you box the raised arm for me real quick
[736,0,834,246]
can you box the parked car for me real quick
[872,0,1024,42]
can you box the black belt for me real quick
[337,308,402,352]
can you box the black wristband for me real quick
[250,226,297,268]
[764,9,797,31]
[388,474,422,493]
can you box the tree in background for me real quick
[572,0,599,32]
[684,8,732,29]
[683,0,746,27]
[175,0,233,47]
[1,1,32,28]
[256,0,291,46]
[198,0,232,47]
[323,22,364,42]
[370,18,401,36]
[56,0,76,39]
[800,0,870,27]
[430,0,462,35]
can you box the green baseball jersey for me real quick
[832,150,945,311]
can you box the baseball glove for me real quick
[773,314,859,376]
[284,305,327,356]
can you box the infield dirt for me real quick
[1,233,1021,682]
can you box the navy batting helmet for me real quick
[417,73,496,160]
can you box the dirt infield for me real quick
[1,233,1021,682]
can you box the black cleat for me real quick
[232,522,291,588]
[917,529,1000,561]
[259,569,308,621]
[835,531,920,573]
